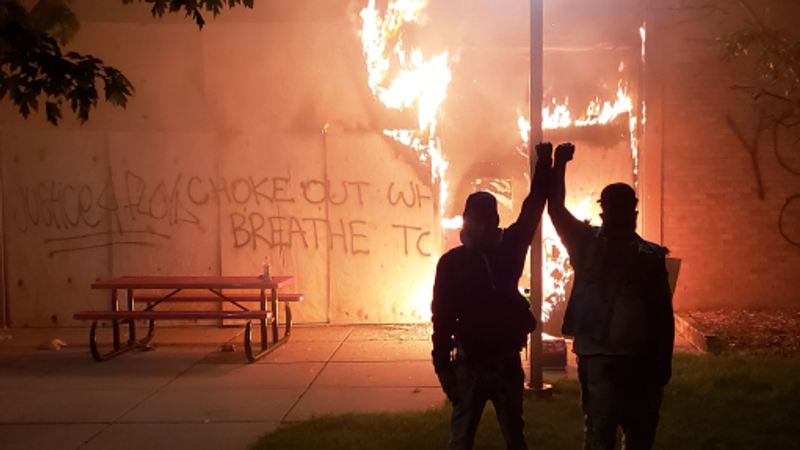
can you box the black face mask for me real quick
[460,223,503,250]
[600,210,638,240]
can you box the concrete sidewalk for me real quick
[0,325,448,450]
[0,325,697,450]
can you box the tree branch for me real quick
[730,85,793,102]
[726,114,767,199]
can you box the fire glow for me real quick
[520,84,636,141]
[541,193,593,322]
[358,3,641,325]
[517,84,636,322]
[359,0,453,218]
[359,0,455,321]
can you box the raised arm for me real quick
[548,143,586,240]
[512,142,553,243]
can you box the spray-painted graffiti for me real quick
[299,180,370,206]
[13,170,203,233]
[122,171,201,226]
[230,214,372,255]
[391,224,431,256]
[13,170,189,257]
[387,182,432,208]
[15,182,102,231]
[14,169,435,257]
[186,176,296,206]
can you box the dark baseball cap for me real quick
[598,183,638,212]
[463,191,499,226]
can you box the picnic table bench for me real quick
[73,276,302,363]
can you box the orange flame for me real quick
[518,113,531,143]
[520,83,635,138]
[574,86,634,127]
[518,81,636,323]
[359,0,452,218]
[640,25,646,61]
[441,215,463,230]
[541,192,594,322]
[360,0,455,321]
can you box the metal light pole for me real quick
[527,0,551,395]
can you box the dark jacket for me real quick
[547,155,674,384]
[559,223,675,383]
[431,187,544,370]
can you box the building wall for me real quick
[649,0,800,310]
[3,0,798,327]
[0,1,437,326]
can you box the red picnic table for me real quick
[74,276,302,363]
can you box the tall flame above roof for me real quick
[359,0,451,133]
[359,0,453,216]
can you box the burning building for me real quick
[1,0,799,328]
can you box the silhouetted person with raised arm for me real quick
[431,143,552,450]
[547,143,674,450]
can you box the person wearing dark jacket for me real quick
[431,143,551,450]
[547,143,674,450]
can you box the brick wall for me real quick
[650,1,800,310]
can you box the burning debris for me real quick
[356,0,646,330]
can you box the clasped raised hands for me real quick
[555,142,575,163]
[535,142,553,161]
[534,141,574,164]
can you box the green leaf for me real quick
[192,9,205,28]
[0,0,255,125]
[45,100,62,125]
[123,0,254,29]
[19,100,30,117]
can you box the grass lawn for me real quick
[250,354,800,450]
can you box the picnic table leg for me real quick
[242,287,290,363]
[111,289,120,351]
[260,289,268,351]
[283,302,293,338]
[127,289,137,344]
[244,290,269,363]
[244,321,256,363]
[85,288,157,362]
[271,287,279,345]
[89,322,103,361]
[87,319,154,362]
